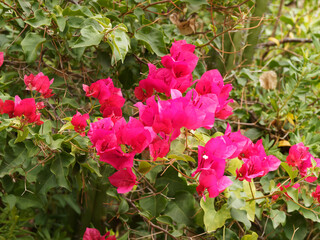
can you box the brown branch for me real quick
[142,0,171,10]
[210,0,251,10]
[124,197,178,240]
[259,38,312,47]
[0,0,25,20]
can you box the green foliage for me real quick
[0,0,319,239]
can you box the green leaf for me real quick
[0,141,29,177]
[312,34,320,52]
[231,208,251,229]
[14,127,29,143]
[155,167,194,197]
[0,119,12,131]
[243,180,256,199]
[118,198,129,214]
[16,192,43,209]
[36,167,58,196]
[40,120,53,135]
[138,161,151,174]
[25,9,51,28]
[241,232,258,240]
[50,151,75,190]
[18,0,32,16]
[281,162,298,181]
[270,98,278,111]
[164,191,196,226]
[71,25,103,48]
[301,189,313,207]
[107,28,130,64]
[200,197,231,232]
[287,201,300,213]
[92,15,112,29]
[270,209,286,228]
[284,212,307,240]
[286,187,299,202]
[227,158,243,176]
[139,194,167,217]
[244,128,263,141]
[58,121,74,133]
[63,5,93,17]
[21,33,46,63]
[80,158,102,177]
[2,195,17,209]
[300,208,320,222]
[181,0,209,7]
[244,200,256,222]
[156,215,174,226]
[280,15,295,26]
[55,15,67,32]
[135,26,167,56]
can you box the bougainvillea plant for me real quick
[1,37,319,239]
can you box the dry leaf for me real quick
[169,13,198,35]
[259,71,277,90]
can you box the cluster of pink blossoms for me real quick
[0,52,3,67]
[193,124,281,198]
[83,78,125,122]
[0,71,54,126]
[0,96,44,125]
[79,40,235,194]
[83,228,116,240]
[286,142,320,182]
[24,72,54,98]
[72,40,320,200]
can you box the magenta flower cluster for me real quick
[68,41,320,199]
[80,40,236,194]
[0,69,55,126]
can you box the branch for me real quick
[210,0,251,10]
[124,197,178,240]
[259,38,312,47]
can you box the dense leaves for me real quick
[0,0,320,239]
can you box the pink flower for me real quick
[286,143,319,179]
[71,112,89,136]
[193,136,235,198]
[161,40,198,73]
[236,140,281,181]
[312,185,320,204]
[193,137,236,177]
[149,137,170,161]
[87,118,135,170]
[134,85,153,102]
[286,142,311,167]
[222,124,251,159]
[0,52,4,67]
[83,78,125,119]
[136,64,176,97]
[119,117,154,153]
[236,156,266,181]
[195,70,233,119]
[108,168,137,194]
[99,147,135,170]
[14,96,43,125]
[83,228,116,240]
[24,72,54,98]
[0,100,15,118]
[135,40,198,99]
[196,169,233,199]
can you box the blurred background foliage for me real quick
[0,0,320,239]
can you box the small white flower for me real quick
[203,155,209,160]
